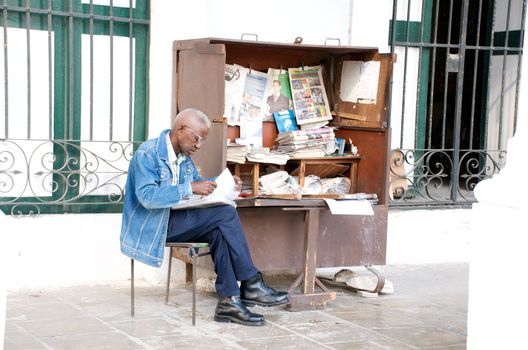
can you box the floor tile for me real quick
[373,326,466,348]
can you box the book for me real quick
[288,65,332,125]
[273,109,298,133]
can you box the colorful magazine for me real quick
[273,109,298,133]
[288,65,332,125]
[263,68,293,121]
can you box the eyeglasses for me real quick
[183,125,206,144]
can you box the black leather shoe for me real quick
[214,296,265,326]
[240,272,290,307]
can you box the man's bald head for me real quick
[173,108,211,131]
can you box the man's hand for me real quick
[233,175,243,192]
[192,180,217,196]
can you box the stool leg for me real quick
[191,247,197,326]
[166,247,173,304]
[131,259,135,317]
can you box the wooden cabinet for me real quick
[172,38,393,269]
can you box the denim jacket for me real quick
[120,129,208,267]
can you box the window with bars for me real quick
[0,0,150,215]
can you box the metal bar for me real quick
[414,0,426,147]
[128,0,133,142]
[89,0,94,141]
[498,0,513,149]
[165,247,173,304]
[2,0,8,138]
[441,0,455,149]
[390,41,523,51]
[191,247,197,326]
[513,0,527,133]
[0,5,150,25]
[484,1,497,147]
[68,0,74,140]
[109,0,114,140]
[450,0,470,202]
[47,0,52,139]
[25,0,31,139]
[469,0,484,149]
[427,0,441,149]
[131,259,134,317]
[399,0,412,148]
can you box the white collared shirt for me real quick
[166,132,186,186]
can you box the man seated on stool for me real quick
[120,108,289,326]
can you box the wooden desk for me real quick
[237,198,336,311]
[232,155,361,197]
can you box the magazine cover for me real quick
[273,109,298,133]
[238,69,268,148]
[263,68,293,121]
[288,65,332,125]
[224,64,248,126]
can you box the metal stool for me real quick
[130,242,211,325]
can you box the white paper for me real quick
[324,199,374,216]
[172,168,238,210]
[340,61,380,103]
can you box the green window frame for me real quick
[0,0,150,215]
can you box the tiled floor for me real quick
[4,263,468,349]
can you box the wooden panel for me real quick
[333,53,395,128]
[173,41,225,120]
[334,128,390,205]
[194,122,227,178]
[173,40,228,178]
[238,205,387,271]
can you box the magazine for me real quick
[288,65,332,125]
[224,64,248,126]
[263,68,293,121]
[273,109,298,133]
[172,168,238,210]
[238,68,268,148]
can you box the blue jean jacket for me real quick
[120,129,209,267]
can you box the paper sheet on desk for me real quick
[172,168,238,210]
[324,199,374,215]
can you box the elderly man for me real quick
[120,108,289,326]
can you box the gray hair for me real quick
[173,108,211,129]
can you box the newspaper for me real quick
[224,64,248,126]
[288,65,332,125]
[172,168,238,210]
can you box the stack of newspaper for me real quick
[246,148,290,165]
[227,143,248,164]
[259,171,300,195]
[274,127,336,158]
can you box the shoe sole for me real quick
[241,298,290,307]
[214,315,265,326]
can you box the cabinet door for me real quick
[173,40,226,178]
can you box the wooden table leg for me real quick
[288,208,336,311]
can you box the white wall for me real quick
[387,209,471,264]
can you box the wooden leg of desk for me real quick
[302,209,318,294]
[252,163,259,196]
[288,209,336,311]
[349,160,359,193]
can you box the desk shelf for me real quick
[230,155,361,198]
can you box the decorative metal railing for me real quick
[389,148,506,206]
[0,139,140,216]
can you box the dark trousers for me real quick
[167,205,258,297]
